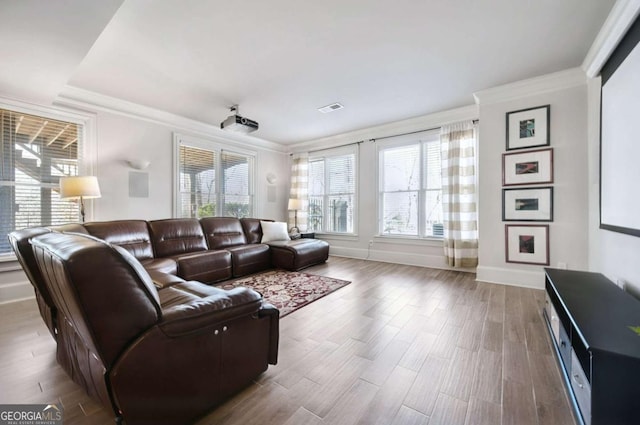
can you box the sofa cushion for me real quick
[167,280,258,301]
[84,220,153,260]
[50,223,90,234]
[240,218,272,244]
[157,285,201,309]
[268,238,330,271]
[148,218,208,258]
[200,217,247,249]
[175,250,232,284]
[260,221,290,243]
[141,257,178,275]
[158,283,263,335]
[226,244,271,277]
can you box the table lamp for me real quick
[287,198,307,233]
[59,176,101,222]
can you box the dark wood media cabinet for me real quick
[544,268,640,425]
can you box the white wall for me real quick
[92,111,289,221]
[475,70,590,289]
[93,111,174,219]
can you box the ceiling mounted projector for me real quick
[220,105,258,133]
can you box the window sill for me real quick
[313,233,359,242]
[373,235,443,247]
[0,255,22,273]
[0,254,17,263]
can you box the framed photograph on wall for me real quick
[505,224,549,265]
[506,105,550,150]
[502,187,553,221]
[503,148,553,186]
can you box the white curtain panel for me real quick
[288,153,309,231]
[441,121,478,268]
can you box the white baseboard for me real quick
[329,246,476,273]
[0,281,34,304]
[476,266,545,289]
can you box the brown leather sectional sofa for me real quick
[8,217,329,425]
[84,217,330,282]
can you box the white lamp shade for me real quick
[287,198,307,210]
[59,176,102,199]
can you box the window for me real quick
[175,135,254,218]
[378,131,443,238]
[308,146,357,234]
[0,107,86,255]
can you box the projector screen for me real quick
[600,15,640,237]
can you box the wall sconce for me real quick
[59,176,101,222]
[127,159,151,170]
[266,172,277,184]
[287,198,308,233]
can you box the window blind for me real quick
[177,140,254,219]
[178,144,216,218]
[221,151,253,218]
[378,134,443,238]
[380,144,420,235]
[0,108,81,255]
[308,148,356,234]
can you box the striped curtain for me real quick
[441,121,478,267]
[288,153,309,231]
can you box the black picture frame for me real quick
[505,224,550,265]
[506,105,550,150]
[502,187,553,222]
[502,148,554,186]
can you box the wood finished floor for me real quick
[0,257,576,425]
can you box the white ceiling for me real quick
[1,0,615,145]
[0,0,124,104]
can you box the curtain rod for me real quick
[306,140,364,154]
[292,119,479,155]
[373,119,479,142]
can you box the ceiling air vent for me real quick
[318,102,344,113]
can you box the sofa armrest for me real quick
[258,303,279,364]
[111,305,277,425]
[159,287,262,337]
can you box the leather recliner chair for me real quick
[30,231,279,425]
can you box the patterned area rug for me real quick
[219,270,351,317]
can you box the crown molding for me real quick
[55,85,288,154]
[473,67,587,106]
[582,0,640,78]
[0,92,97,123]
[289,104,478,153]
